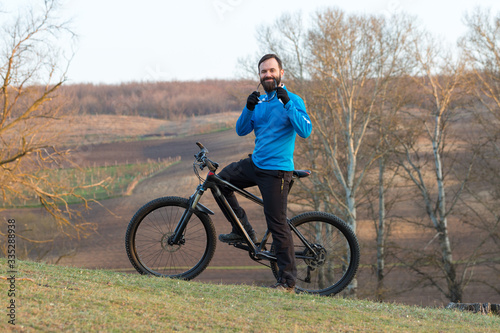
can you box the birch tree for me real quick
[363,76,413,300]
[305,10,414,233]
[393,31,476,302]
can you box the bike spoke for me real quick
[130,201,213,278]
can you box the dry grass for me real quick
[42,112,241,145]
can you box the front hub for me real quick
[163,233,184,252]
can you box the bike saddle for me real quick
[293,170,311,178]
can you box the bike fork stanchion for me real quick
[169,186,205,245]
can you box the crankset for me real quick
[227,241,275,262]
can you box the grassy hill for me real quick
[1,259,498,332]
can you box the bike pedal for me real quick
[228,240,259,246]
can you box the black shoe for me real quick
[218,232,244,243]
[268,282,295,293]
[218,231,257,244]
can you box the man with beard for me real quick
[217,54,312,291]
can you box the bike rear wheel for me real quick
[271,211,360,296]
[125,196,216,280]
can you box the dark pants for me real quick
[217,156,296,287]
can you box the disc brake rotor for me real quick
[304,245,327,269]
[161,232,183,252]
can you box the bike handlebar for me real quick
[196,142,206,150]
[194,142,218,173]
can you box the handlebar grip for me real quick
[196,142,204,149]
[205,158,216,172]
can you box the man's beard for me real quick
[261,75,281,93]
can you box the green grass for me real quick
[1,259,498,332]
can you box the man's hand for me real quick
[276,87,290,105]
[246,91,260,111]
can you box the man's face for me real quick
[259,58,284,92]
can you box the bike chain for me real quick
[229,241,273,269]
[255,260,272,269]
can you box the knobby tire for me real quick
[271,211,360,296]
[125,196,216,280]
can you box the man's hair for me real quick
[258,54,283,71]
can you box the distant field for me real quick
[46,112,241,145]
[2,112,238,208]
[2,158,181,208]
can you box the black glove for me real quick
[276,87,290,105]
[246,91,260,111]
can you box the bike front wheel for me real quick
[125,196,217,280]
[271,211,360,296]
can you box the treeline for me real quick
[59,80,255,119]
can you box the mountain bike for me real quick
[125,142,360,296]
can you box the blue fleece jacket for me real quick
[236,85,312,171]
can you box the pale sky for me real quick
[4,0,500,84]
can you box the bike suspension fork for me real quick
[168,185,205,245]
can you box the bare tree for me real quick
[0,0,103,255]
[304,10,415,236]
[461,8,500,148]
[461,8,500,204]
[363,75,414,301]
[458,7,500,295]
[392,29,478,302]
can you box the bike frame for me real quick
[169,170,319,261]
